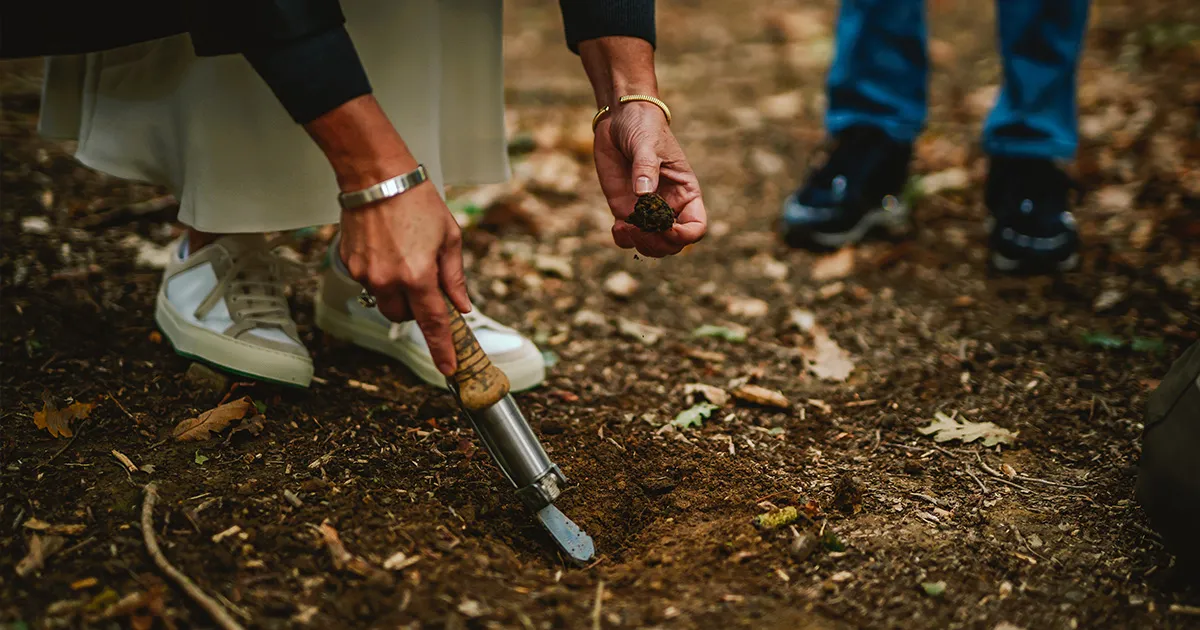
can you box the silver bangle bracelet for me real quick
[337,164,429,210]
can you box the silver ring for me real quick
[357,290,377,308]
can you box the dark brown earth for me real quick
[3,1,1200,629]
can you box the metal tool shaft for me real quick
[448,384,568,511]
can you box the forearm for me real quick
[303,95,418,193]
[578,37,659,109]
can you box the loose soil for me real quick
[3,1,1199,629]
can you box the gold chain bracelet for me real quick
[592,94,672,132]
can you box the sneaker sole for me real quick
[783,199,912,249]
[984,217,1080,274]
[314,298,546,393]
[155,290,313,388]
[989,251,1080,274]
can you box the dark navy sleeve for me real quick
[242,25,372,124]
[559,0,656,53]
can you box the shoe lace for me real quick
[195,236,304,338]
[387,306,513,343]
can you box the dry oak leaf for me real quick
[34,392,95,438]
[811,248,855,283]
[172,397,256,442]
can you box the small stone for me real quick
[457,599,486,618]
[571,309,609,330]
[788,309,816,332]
[617,318,663,345]
[604,271,639,298]
[185,362,229,394]
[1092,289,1125,313]
[21,216,50,234]
[790,532,819,562]
[534,254,574,279]
[830,571,853,583]
[282,489,303,508]
[758,91,805,121]
[725,296,770,318]
[749,148,786,177]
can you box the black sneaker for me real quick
[985,157,1081,273]
[780,125,913,249]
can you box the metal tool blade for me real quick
[536,504,595,566]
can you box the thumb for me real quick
[631,141,661,196]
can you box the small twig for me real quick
[975,453,1035,493]
[108,391,135,420]
[591,580,605,630]
[1012,525,1050,564]
[751,490,789,504]
[141,484,246,630]
[1013,474,1088,490]
[910,493,942,507]
[1128,521,1163,545]
[975,464,1033,493]
[59,536,97,558]
[964,467,990,494]
[1170,604,1200,616]
[39,417,93,469]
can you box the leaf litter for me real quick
[33,392,94,438]
[672,403,718,429]
[172,397,263,441]
[917,411,1017,447]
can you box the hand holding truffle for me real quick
[593,99,708,257]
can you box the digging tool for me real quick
[441,296,595,565]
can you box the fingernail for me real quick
[635,177,653,194]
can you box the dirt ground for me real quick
[3,1,1199,628]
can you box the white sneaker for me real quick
[155,234,314,387]
[314,250,546,392]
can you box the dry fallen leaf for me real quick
[172,397,256,442]
[33,392,94,439]
[811,248,855,283]
[917,411,1017,447]
[684,383,730,407]
[732,385,790,409]
[804,328,856,382]
[15,533,66,577]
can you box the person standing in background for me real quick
[779,0,1088,274]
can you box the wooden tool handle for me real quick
[445,295,510,410]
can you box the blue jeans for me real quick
[825,0,1090,159]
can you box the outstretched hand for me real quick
[593,102,707,257]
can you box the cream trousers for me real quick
[38,0,510,233]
